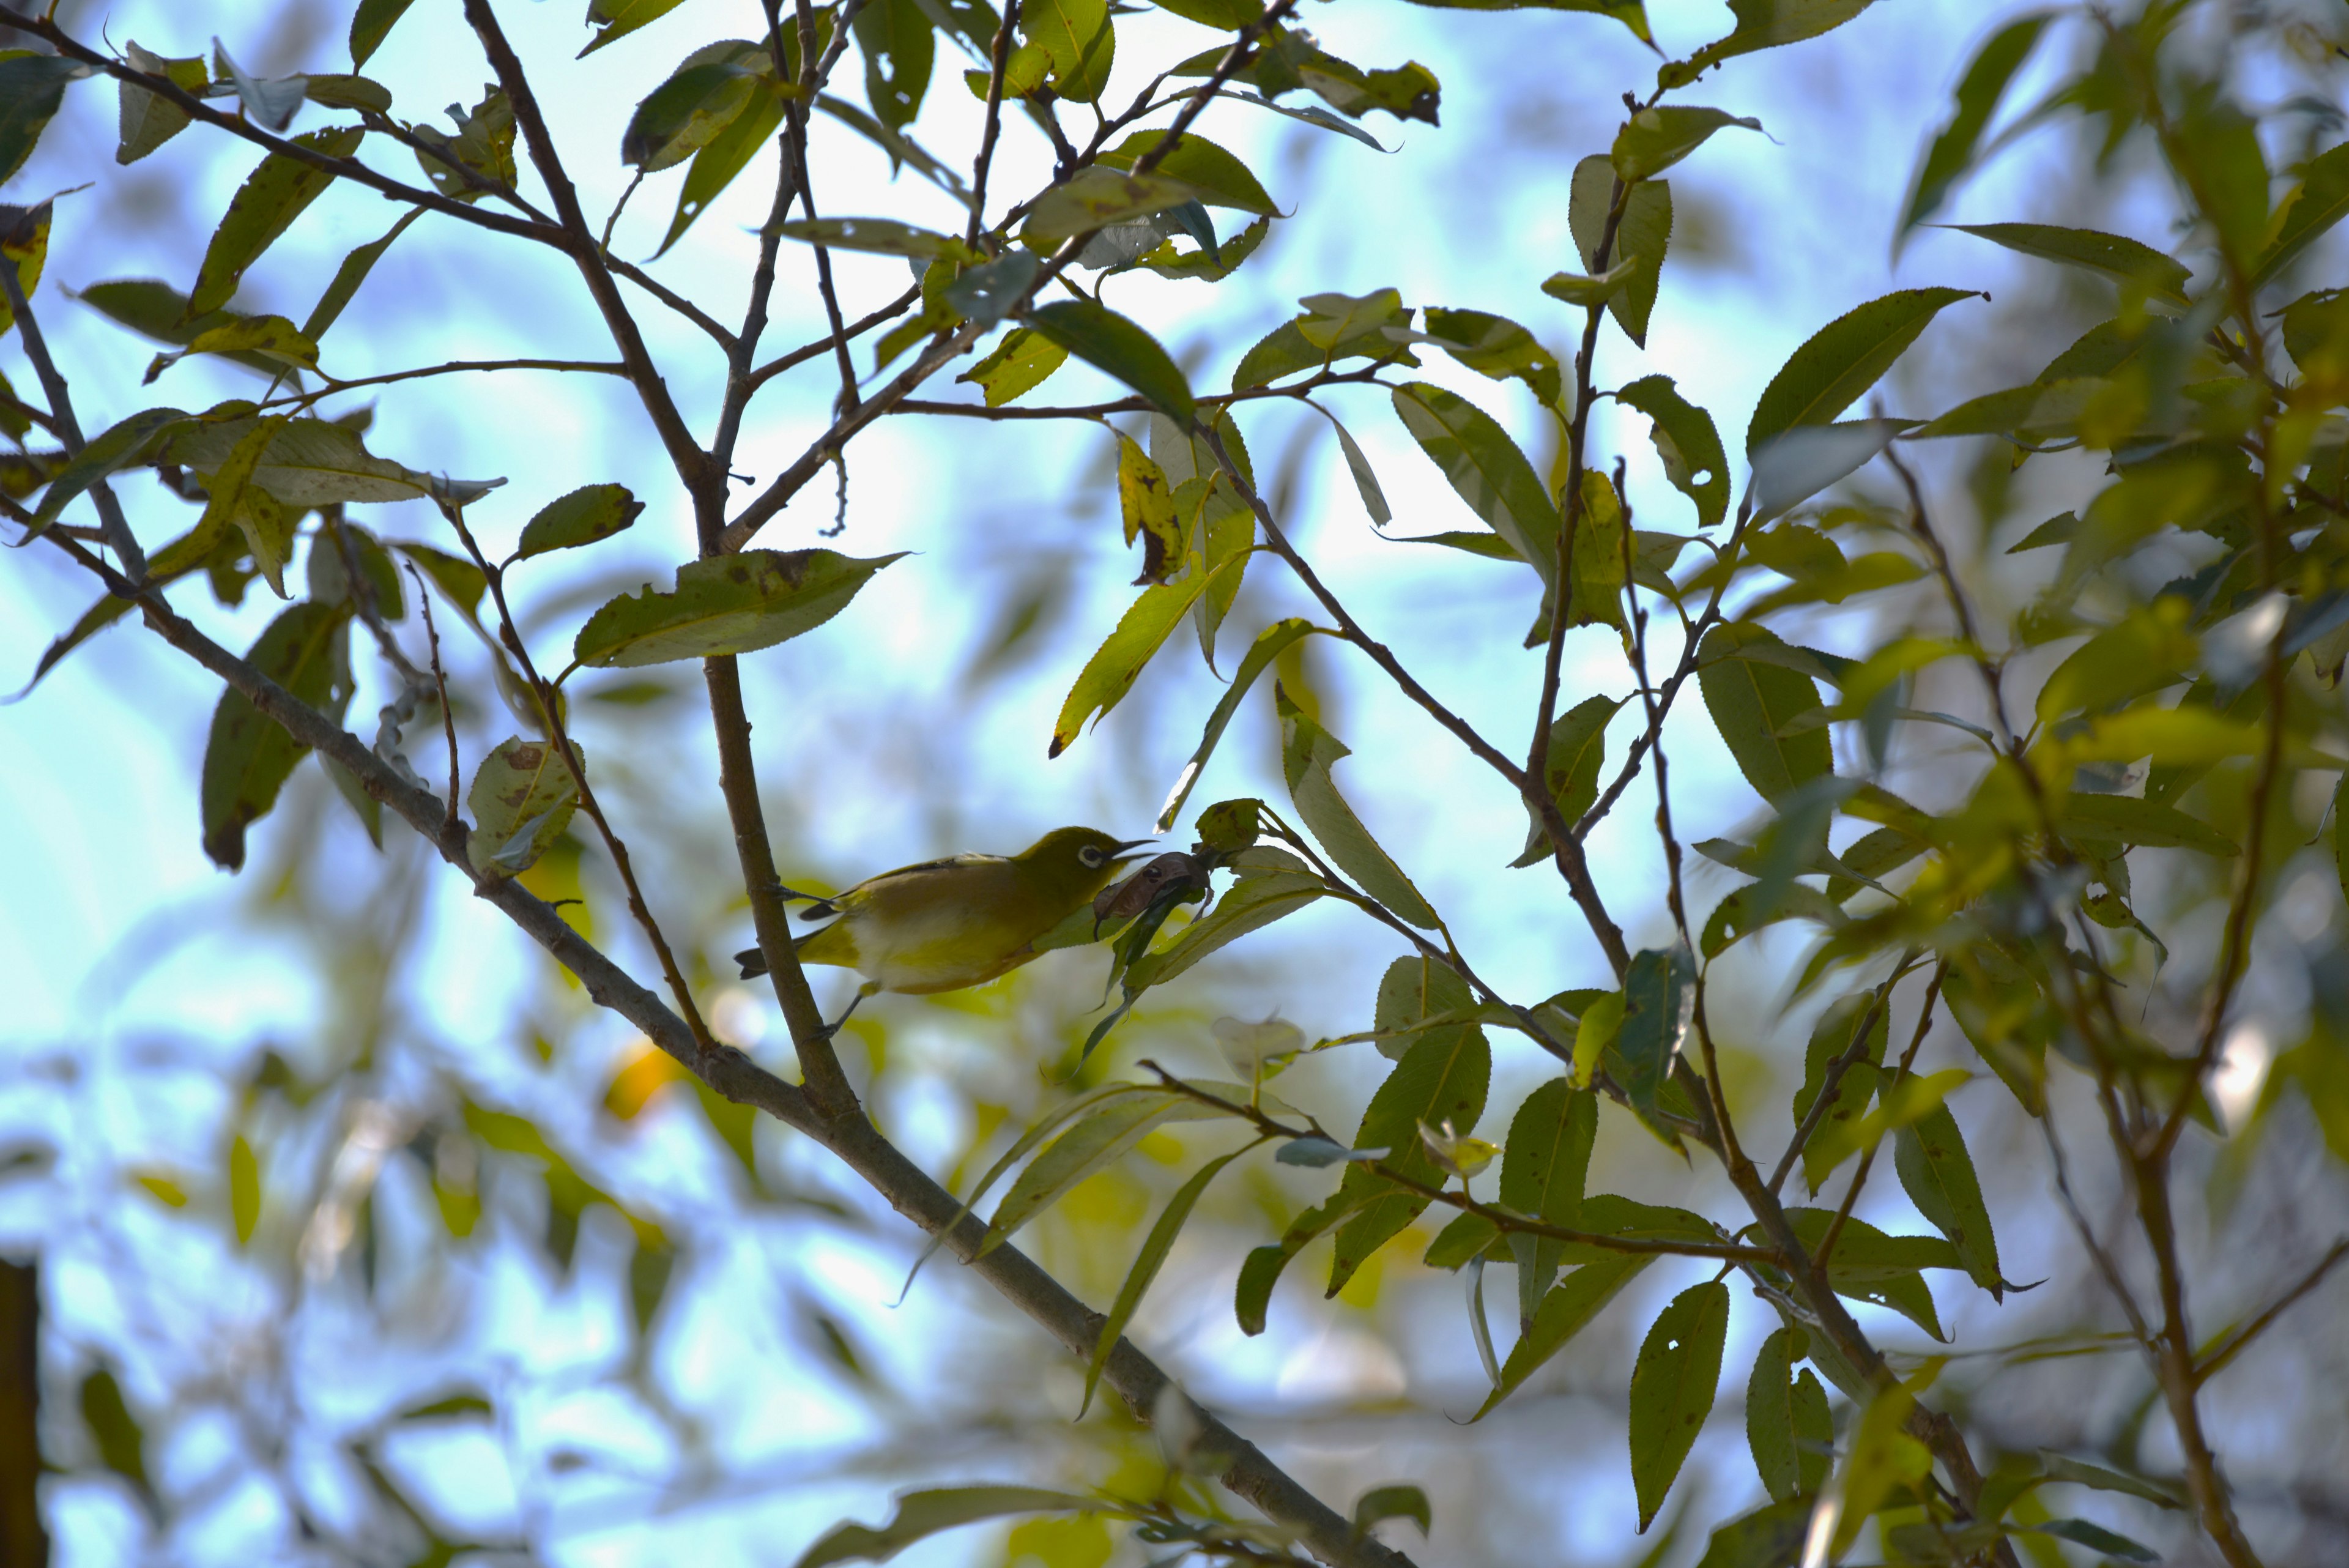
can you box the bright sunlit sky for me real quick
[0,0,2147,1561]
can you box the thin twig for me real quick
[404,562,462,836]
[259,359,630,407]
[2194,1238,2349,1385]
[462,0,714,493]
[1139,1067,1774,1263]
[1765,954,1921,1195]
[0,250,143,581]
[965,0,1025,242]
[1813,967,1942,1269]
[440,505,719,1055]
[746,284,923,390]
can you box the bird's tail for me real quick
[733,923,823,979]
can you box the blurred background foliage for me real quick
[1,1,2348,1566]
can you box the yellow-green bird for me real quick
[736,826,1151,1033]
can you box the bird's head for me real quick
[1019,826,1154,899]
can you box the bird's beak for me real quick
[1109,837,1156,866]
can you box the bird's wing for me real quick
[837,852,1010,905]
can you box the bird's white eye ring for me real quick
[1079,845,1105,868]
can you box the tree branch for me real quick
[461,0,715,499]
[0,9,554,245]
[1,250,143,581]
[39,530,1409,1568]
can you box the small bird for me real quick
[736,826,1152,1033]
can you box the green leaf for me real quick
[516,484,644,562]
[1115,436,1182,585]
[1420,308,1562,406]
[574,549,905,667]
[1099,130,1275,214]
[1050,575,1211,757]
[2257,141,2349,286]
[1783,1209,1951,1340]
[117,44,209,166]
[1612,106,1761,182]
[1745,1328,1800,1504]
[1397,0,1650,44]
[2058,793,2237,856]
[1616,945,1694,1123]
[1746,286,1978,458]
[1374,954,1474,1063]
[303,209,423,340]
[1894,1101,2002,1293]
[229,1132,261,1245]
[1565,157,1671,346]
[31,406,192,529]
[164,415,492,508]
[1080,1147,1246,1415]
[774,216,967,259]
[1123,869,1324,990]
[855,0,934,133]
[395,541,489,625]
[658,76,791,256]
[1327,1023,1490,1293]
[190,127,367,319]
[582,0,693,56]
[1807,1066,1970,1180]
[1616,374,1727,531]
[149,315,319,381]
[2035,1452,2184,1510]
[1828,1380,1931,1556]
[1691,1498,1813,1568]
[1511,694,1622,868]
[957,326,1066,406]
[1155,620,1318,834]
[1477,1252,1652,1416]
[1896,16,2052,237]
[1946,222,2190,305]
[1022,0,1114,101]
[1628,1281,1731,1529]
[1390,382,1558,589]
[795,1487,1108,1568]
[1698,623,1831,803]
[984,1095,1192,1253]
[2175,87,2269,267]
[1661,0,1876,89]
[467,736,585,878]
[1352,1485,1430,1538]
[1498,1080,1597,1318]
[202,415,295,597]
[1026,300,1194,421]
[622,42,767,169]
[0,52,86,186]
[78,1368,149,1494]
[1277,685,1440,927]
[2026,1520,2159,1562]
[1793,994,1887,1194]
[351,0,418,66]
[1151,0,1263,26]
[1317,407,1390,526]
[304,75,394,114]
[201,602,351,870]
[1235,1188,1378,1334]
[1233,303,1414,390]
